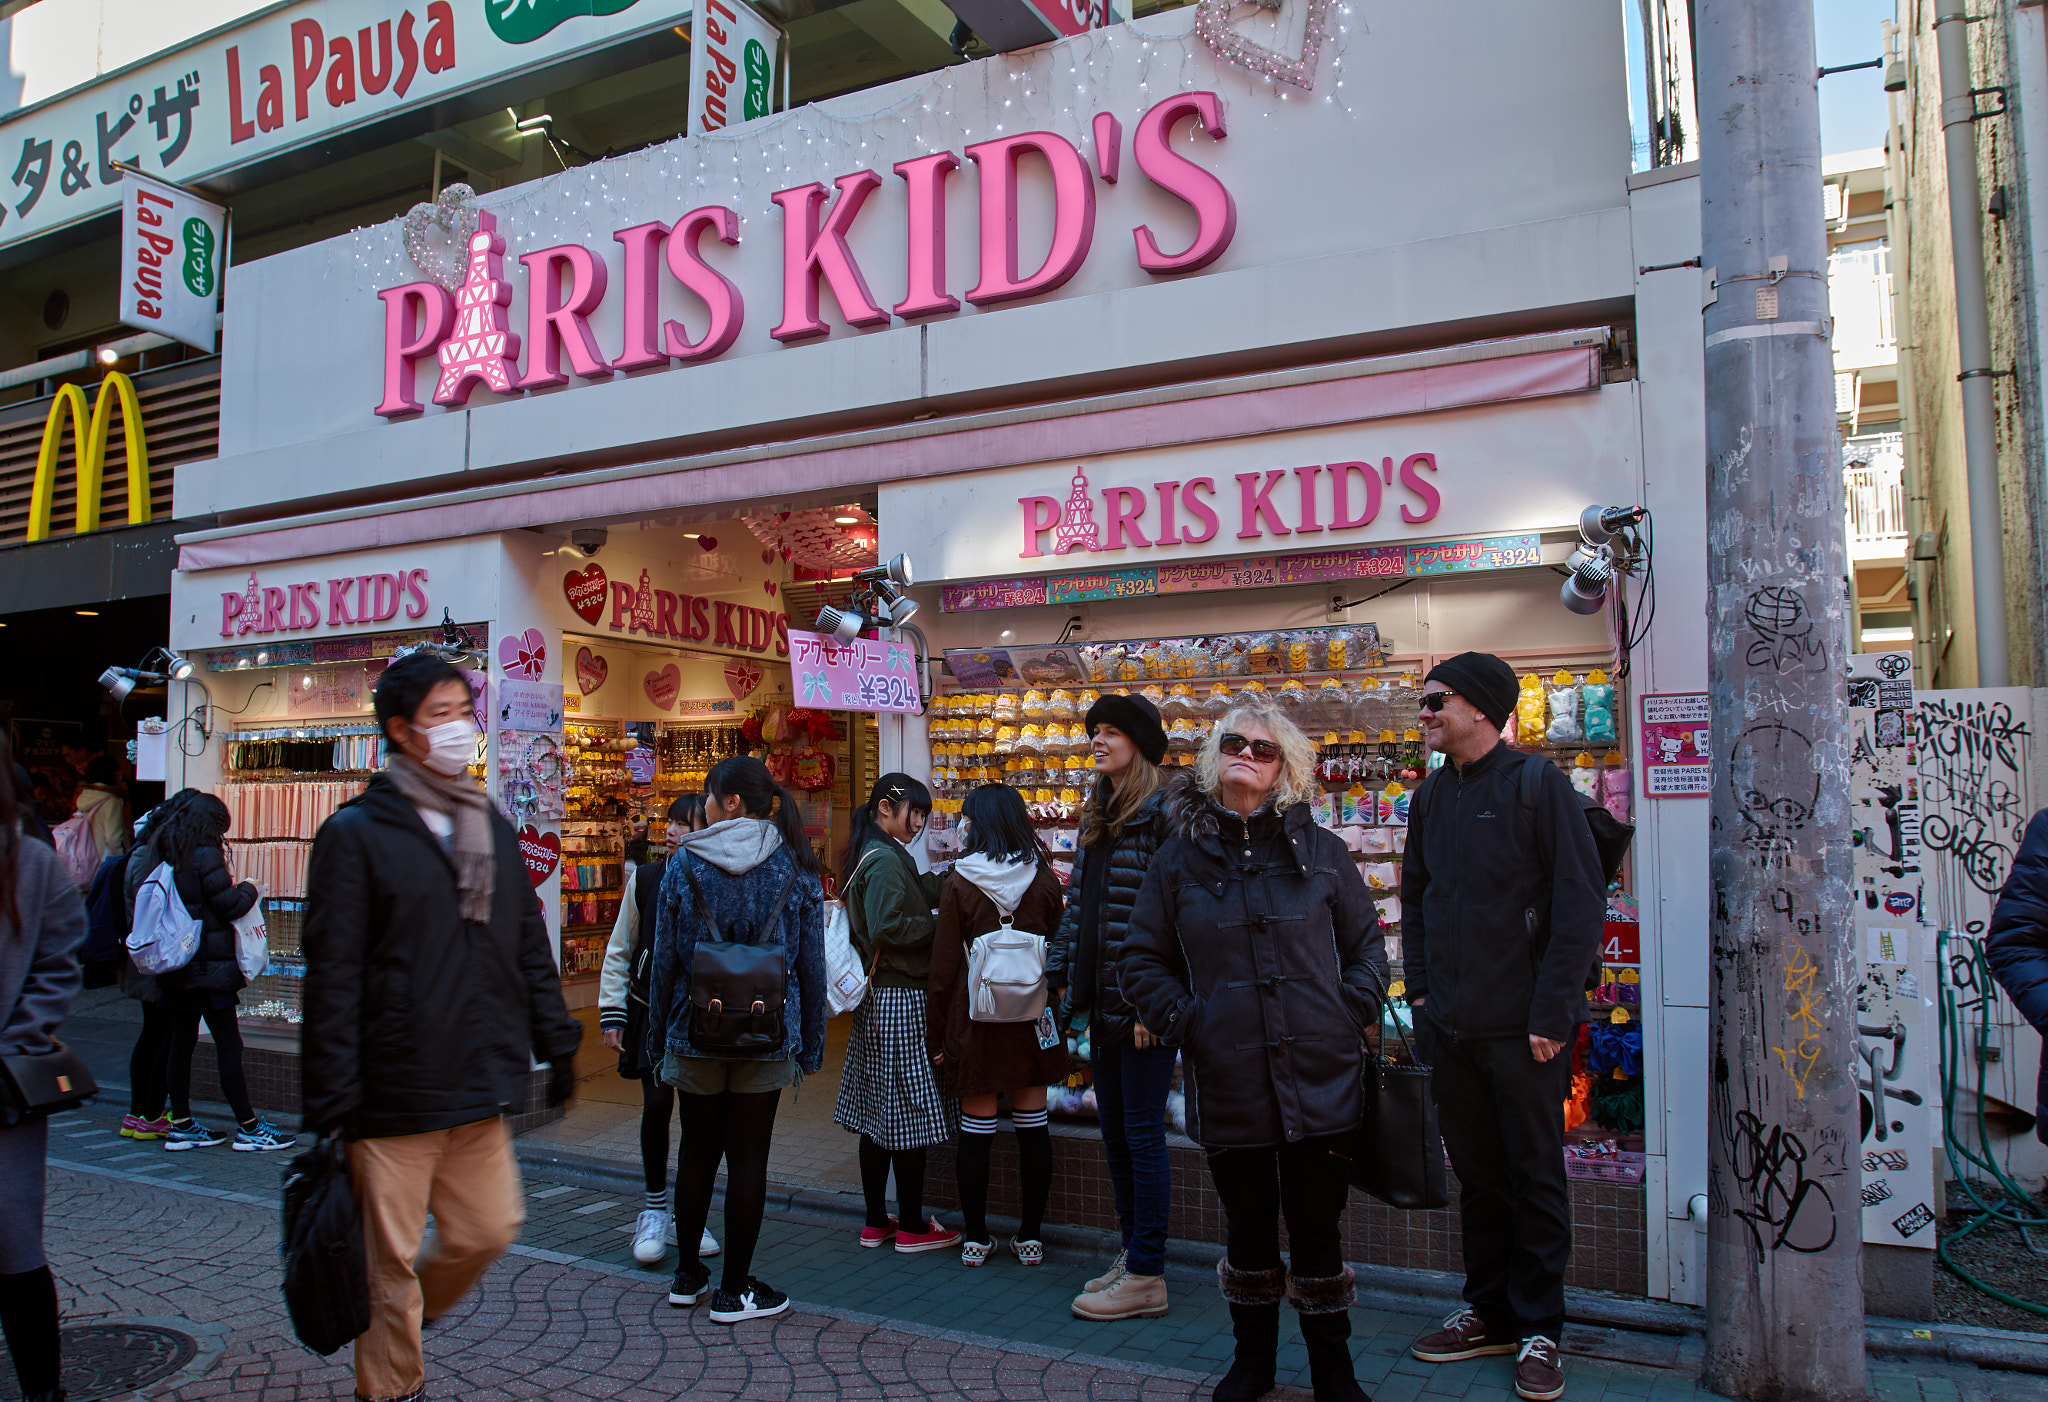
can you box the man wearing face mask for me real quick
[303,651,583,1402]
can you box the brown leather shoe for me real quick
[1514,1335,1566,1401]
[1411,1307,1516,1362]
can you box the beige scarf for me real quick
[385,752,497,922]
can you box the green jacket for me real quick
[844,834,944,990]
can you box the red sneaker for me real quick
[895,1219,963,1254]
[859,1215,899,1249]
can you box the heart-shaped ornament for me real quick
[498,628,547,679]
[763,581,778,598]
[723,660,764,699]
[1194,0,1330,90]
[517,825,561,886]
[563,564,608,624]
[644,664,681,711]
[761,549,775,565]
[402,183,481,291]
[575,647,608,695]
[697,536,718,553]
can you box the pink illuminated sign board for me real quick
[220,566,430,638]
[374,91,1236,417]
[788,627,922,713]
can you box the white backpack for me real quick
[826,847,892,1015]
[967,912,1048,1024]
[127,862,202,976]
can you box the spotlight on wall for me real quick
[1559,542,1615,616]
[98,666,158,702]
[145,647,194,681]
[853,552,914,587]
[814,604,872,645]
[1576,504,1648,547]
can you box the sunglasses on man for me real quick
[1219,733,1282,762]
[1418,690,1455,714]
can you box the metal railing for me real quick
[1844,455,1907,553]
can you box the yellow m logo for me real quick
[28,371,151,542]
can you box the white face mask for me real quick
[419,718,477,778]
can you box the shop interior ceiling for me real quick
[542,507,876,613]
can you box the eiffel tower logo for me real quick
[1055,468,1099,555]
[238,573,263,636]
[434,209,523,406]
[631,570,657,633]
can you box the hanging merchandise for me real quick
[791,748,835,791]
[498,730,568,822]
[1544,670,1583,744]
[1570,752,1600,799]
[1516,673,1546,739]
[1582,668,1617,743]
[1600,761,1633,825]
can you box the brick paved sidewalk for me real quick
[17,1100,2035,1402]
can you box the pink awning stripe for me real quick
[177,346,1597,572]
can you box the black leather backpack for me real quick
[684,862,801,1053]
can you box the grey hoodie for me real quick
[680,816,783,876]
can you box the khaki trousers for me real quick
[351,1117,525,1402]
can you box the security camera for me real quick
[570,527,608,557]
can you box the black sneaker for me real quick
[707,1277,790,1323]
[667,1260,711,1307]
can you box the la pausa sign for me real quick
[373,91,1235,417]
[1021,456,1444,559]
[564,564,789,656]
[220,566,430,637]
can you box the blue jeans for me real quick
[1090,1038,1177,1276]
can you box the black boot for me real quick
[1291,1268,1369,1402]
[0,1266,62,1402]
[1213,1260,1286,1402]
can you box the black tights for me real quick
[0,1266,59,1396]
[167,1007,255,1125]
[857,1136,927,1233]
[128,1002,175,1119]
[672,1089,781,1292]
[640,1079,676,1195]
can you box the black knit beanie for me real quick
[1084,692,1169,764]
[1423,652,1520,731]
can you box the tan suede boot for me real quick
[1071,1270,1170,1320]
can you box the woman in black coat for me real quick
[152,794,289,1152]
[1122,698,1387,1402]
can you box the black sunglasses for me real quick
[1219,733,1282,762]
[1418,691,1454,713]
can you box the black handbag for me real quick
[0,1040,99,1126]
[1349,966,1449,1210]
[685,864,800,1053]
[281,1136,371,1356]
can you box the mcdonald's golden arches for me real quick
[28,371,151,542]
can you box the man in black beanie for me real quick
[1401,651,1603,1402]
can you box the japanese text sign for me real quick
[1638,692,1710,797]
[788,627,922,714]
[120,170,224,350]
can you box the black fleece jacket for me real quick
[1400,742,1604,1042]
[301,776,583,1138]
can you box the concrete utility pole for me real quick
[1696,3,1866,1400]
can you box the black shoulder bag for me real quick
[0,1041,98,1126]
[685,862,802,1053]
[1349,961,1449,1210]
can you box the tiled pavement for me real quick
[18,1101,2040,1401]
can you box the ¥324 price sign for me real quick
[787,628,924,714]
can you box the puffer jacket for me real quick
[647,819,827,1072]
[157,844,255,1009]
[1988,807,2048,1144]
[1048,786,1167,1047]
[1120,776,1387,1149]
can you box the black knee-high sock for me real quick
[0,1266,61,1396]
[892,1147,927,1233]
[858,1135,893,1229]
[1014,1109,1053,1242]
[957,1115,998,1245]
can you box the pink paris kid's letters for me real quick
[1019,457,1443,559]
[374,91,1236,417]
[220,567,430,638]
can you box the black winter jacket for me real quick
[1400,742,1605,1043]
[1120,778,1387,1148]
[156,844,255,1011]
[1048,787,1167,1048]
[1987,807,2048,1142]
[301,776,583,1138]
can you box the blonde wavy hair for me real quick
[1194,698,1320,811]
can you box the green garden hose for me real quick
[1936,931,2048,1317]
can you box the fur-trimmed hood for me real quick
[1157,771,1316,878]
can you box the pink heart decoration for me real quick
[1194,0,1331,90]
[698,536,718,553]
[723,660,764,699]
[517,825,560,886]
[644,664,681,711]
[574,647,607,695]
[562,564,608,624]
[761,549,775,564]
[763,581,778,598]
[498,628,547,679]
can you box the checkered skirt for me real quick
[833,986,958,1150]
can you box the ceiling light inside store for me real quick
[75,609,98,616]
[834,514,861,525]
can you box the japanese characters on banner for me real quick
[788,628,922,714]
[119,171,226,350]
[688,0,781,135]
[0,0,693,253]
[1845,651,1934,1249]
[1637,693,1710,797]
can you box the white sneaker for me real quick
[701,1226,722,1257]
[633,1209,672,1264]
